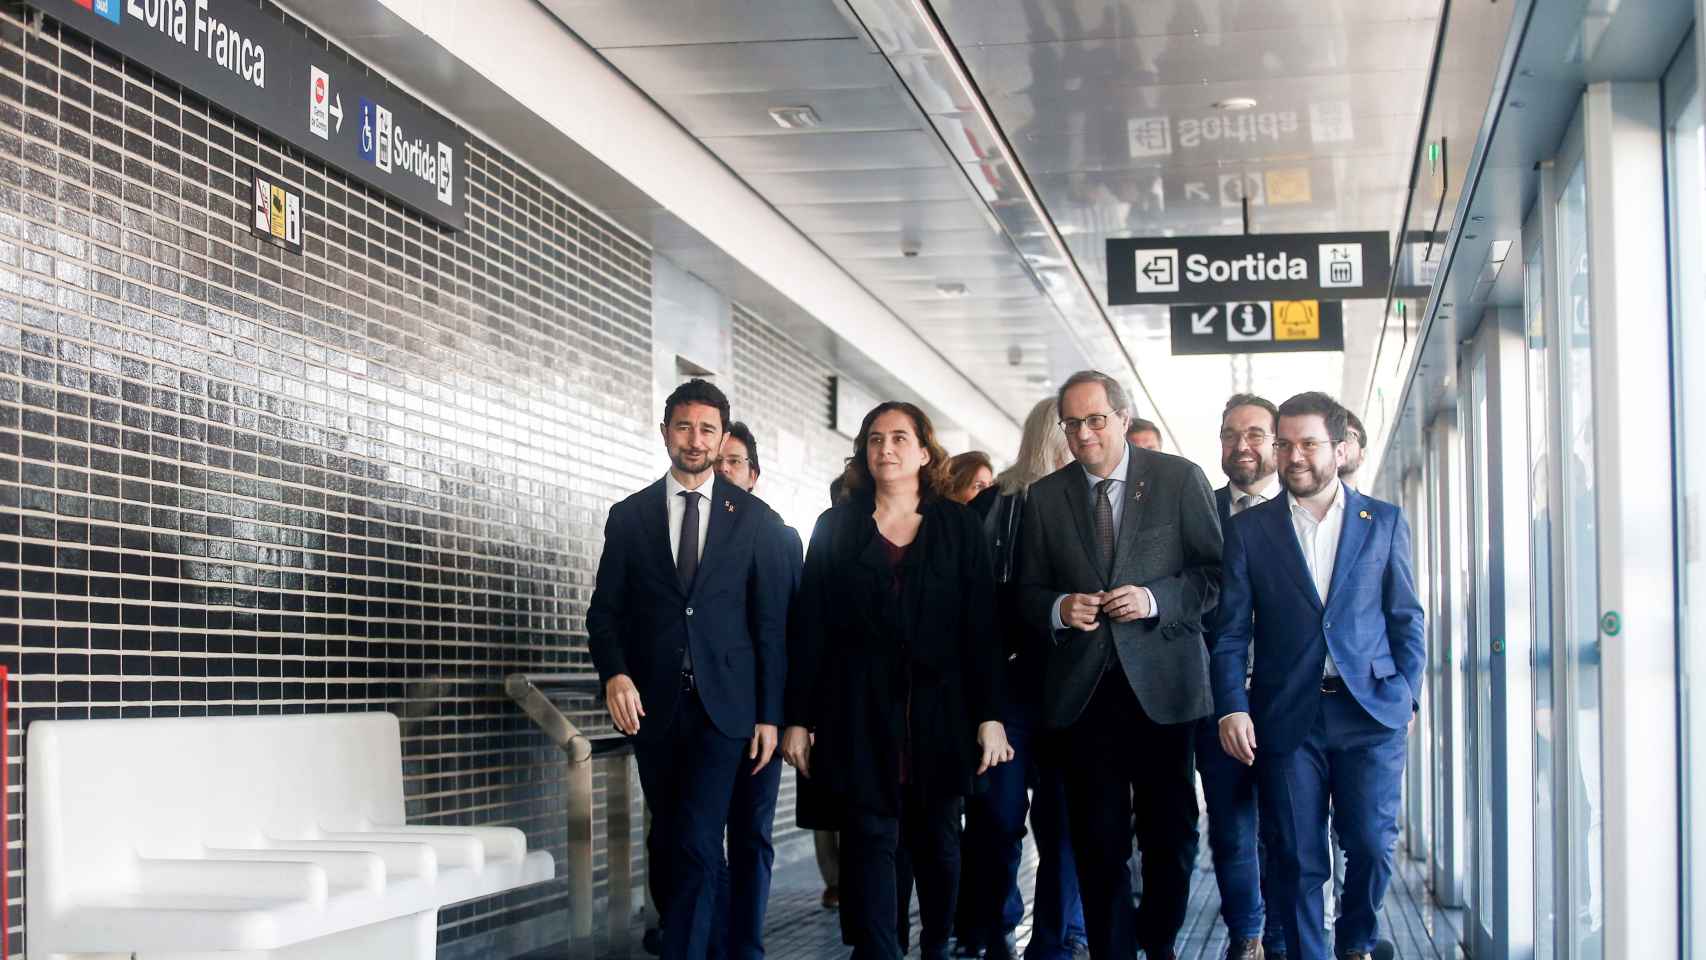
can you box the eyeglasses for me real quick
[1059,412,1115,434]
[1218,428,1273,447]
[715,456,749,468]
[1273,438,1335,456]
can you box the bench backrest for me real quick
[27,712,407,911]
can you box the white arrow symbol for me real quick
[330,94,344,133]
[1185,182,1210,202]
[1191,306,1218,334]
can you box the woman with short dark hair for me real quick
[782,401,1012,960]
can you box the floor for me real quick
[524,830,1467,959]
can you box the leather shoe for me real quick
[821,885,839,910]
[1225,938,1265,960]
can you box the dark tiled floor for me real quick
[523,833,1466,959]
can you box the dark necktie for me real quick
[1094,478,1116,574]
[1238,493,1261,513]
[677,490,699,670]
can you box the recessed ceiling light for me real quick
[1214,97,1259,111]
[767,105,821,129]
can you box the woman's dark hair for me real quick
[945,450,994,499]
[838,402,951,499]
[662,378,730,431]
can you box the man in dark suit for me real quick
[1212,392,1425,960]
[1019,370,1223,960]
[588,380,790,960]
[1201,395,1287,960]
[711,421,803,960]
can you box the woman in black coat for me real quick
[782,401,1012,960]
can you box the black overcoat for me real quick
[784,491,1002,817]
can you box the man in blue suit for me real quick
[589,380,790,960]
[1202,394,1287,960]
[711,421,804,960]
[1211,392,1425,960]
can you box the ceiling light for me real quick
[767,105,821,129]
[936,282,968,298]
[1213,97,1259,111]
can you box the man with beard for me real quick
[589,379,790,960]
[1339,412,1366,488]
[1201,395,1286,960]
[1210,392,1424,960]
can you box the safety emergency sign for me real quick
[1107,231,1390,306]
[1168,300,1345,355]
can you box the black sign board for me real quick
[1168,300,1345,356]
[249,168,302,254]
[41,0,465,230]
[1107,231,1390,306]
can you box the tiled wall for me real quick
[0,3,849,955]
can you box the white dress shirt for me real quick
[1051,444,1159,630]
[1287,479,1346,678]
[1228,473,1283,516]
[665,471,712,565]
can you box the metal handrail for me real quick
[505,672,638,958]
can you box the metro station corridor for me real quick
[2,0,1706,959]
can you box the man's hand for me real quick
[1058,592,1104,631]
[605,675,645,735]
[1219,712,1257,766]
[1102,584,1152,623]
[976,720,1015,775]
[781,725,813,778]
[750,723,778,773]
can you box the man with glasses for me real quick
[1211,392,1424,960]
[1019,370,1222,960]
[713,421,804,960]
[1202,395,1287,960]
[1338,412,1366,488]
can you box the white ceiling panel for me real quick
[701,130,950,172]
[536,0,858,47]
[934,0,1438,49]
[742,167,974,204]
[775,200,995,234]
[648,87,922,137]
[602,39,891,93]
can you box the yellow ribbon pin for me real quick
[1359,510,1371,520]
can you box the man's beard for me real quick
[1282,462,1335,498]
[671,448,712,477]
[1223,453,1271,488]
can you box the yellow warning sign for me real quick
[1266,167,1313,205]
[1274,300,1321,340]
[269,185,287,241]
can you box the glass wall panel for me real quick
[1664,38,1705,957]
[1556,157,1603,960]
[1470,353,1495,941]
[1525,230,1557,960]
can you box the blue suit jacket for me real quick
[1209,485,1425,755]
[587,475,790,743]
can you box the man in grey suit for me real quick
[1020,370,1224,960]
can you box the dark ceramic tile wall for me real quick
[0,3,859,955]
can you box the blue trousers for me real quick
[1195,716,1287,952]
[959,704,1085,958]
[634,692,748,960]
[713,746,782,960]
[1257,692,1406,960]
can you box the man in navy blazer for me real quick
[1211,392,1424,960]
[588,380,790,960]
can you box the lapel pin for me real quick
[1131,480,1147,502]
[724,500,735,513]
[1359,510,1371,520]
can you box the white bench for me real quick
[26,711,554,959]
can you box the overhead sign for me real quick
[249,168,302,254]
[41,0,465,229]
[1107,231,1390,306]
[1169,300,1346,355]
[1125,101,1356,162]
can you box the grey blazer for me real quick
[1018,444,1224,729]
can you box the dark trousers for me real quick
[1258,691,1406,960]
[1062,671,1198,959]
[634,691,747,960]
[845,786,963,960]
[959,702,1086,959]
[1195,716,1287,951]
[713,748,782,960]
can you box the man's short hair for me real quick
[1277,391,1349,443]
[1127,417,1161,440]
[662,378,730,431]
[1222,393,1279,432]
[1344,410,1367,447]
[725,421,761,477]
[1056,370,1131,418]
